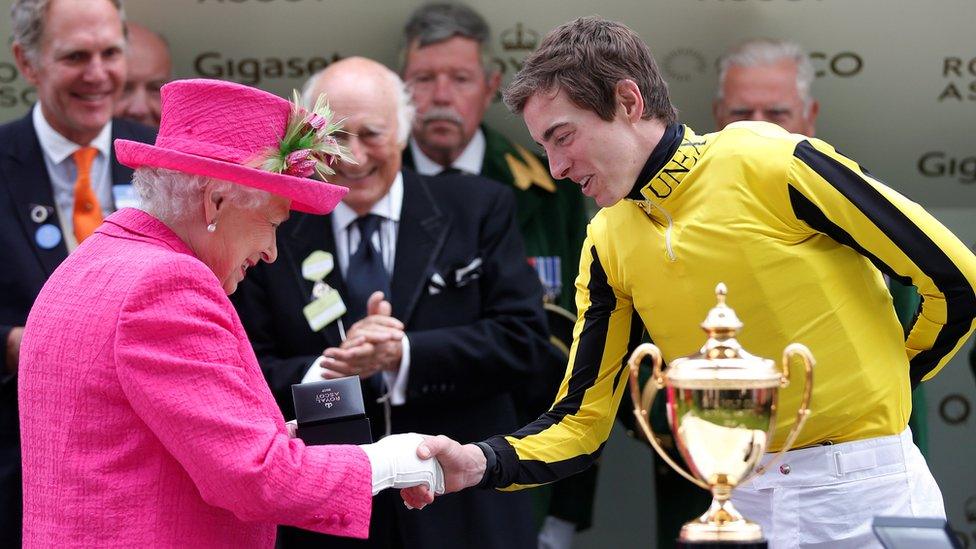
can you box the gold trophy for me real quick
[628,284,814,548]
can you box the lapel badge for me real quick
[301,250,345,331]
[30,204,53,224]
[303,286,347,332]
[302,250,335,282]
[312,280,330,299]
[35,224,62,250]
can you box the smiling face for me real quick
[309,59,403,216]
[714,59,818,136]
[115,23,171,127]
[201,192,290,295]
[14,0,126,145]
[523,87,645,207]
[402,36,499,166]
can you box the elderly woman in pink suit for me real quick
[18,79,442,548]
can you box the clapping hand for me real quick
[320,292,404,379]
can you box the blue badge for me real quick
[35,223,62,250]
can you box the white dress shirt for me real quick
[33,103,114,252]
[302,172,411,405]
[409,128,486,176]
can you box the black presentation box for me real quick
[292,376,372,445]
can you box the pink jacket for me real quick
[19,208,372,547]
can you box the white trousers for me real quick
[730,428,945,548]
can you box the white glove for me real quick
[360,433,445,496]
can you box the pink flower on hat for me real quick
[307,113,328,133]
[247,90,354,182]
[284,149,317,178]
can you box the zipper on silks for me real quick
[646,201,677,262]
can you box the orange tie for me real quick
[71,146,102,243]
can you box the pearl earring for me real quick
[207,222,217,233]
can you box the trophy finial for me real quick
[715,283,728,304]
[701,282,743,334]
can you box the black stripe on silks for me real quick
[485,246,616,486]
[789,185,928,350]
[788,186,906,283]
[509,245,616,440]
[792,141,976,385]
[612,309,647,396]
[511,445,606,487]
[484,435,606,488]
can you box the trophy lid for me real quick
[666,284,782,389]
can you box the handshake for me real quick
[358,433,490,508]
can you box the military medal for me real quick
[529,256,562,304]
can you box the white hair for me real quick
[132,166,271,223]
[300,65,416,147]
[717,38,815,112]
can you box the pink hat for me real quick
[115,79,348,214]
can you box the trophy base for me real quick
[676,540,767,549]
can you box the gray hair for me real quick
[400,2,496,78]
[300,66,416,147]
[11,0,127,63]
[717,38,815,110]
[132,167,271,224]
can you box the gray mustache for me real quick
[420,107,464,126]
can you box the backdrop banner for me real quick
[2,1,973,546]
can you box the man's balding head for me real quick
[301,57,415,216]
[115,22,172,126]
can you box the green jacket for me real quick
[890,279,928,455]
[479,126,588,312]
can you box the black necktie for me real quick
[436,166,462,176]
[345,214,390,322]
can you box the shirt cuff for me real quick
[301,356,326,384]
[381,335,410,406]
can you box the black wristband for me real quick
[473,442,497,489]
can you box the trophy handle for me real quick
[627,343,709,490]
[754,343,815,476]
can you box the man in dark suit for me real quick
[1,1,155,543]
[232,57,545,549]
[398,5,594,545]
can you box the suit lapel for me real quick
[1,113,68,275]
[391,170,448,325]
[284,212,345,348]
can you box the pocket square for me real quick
[453,257,482,286]
[427,272,447,295]
[427,256,483,295]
